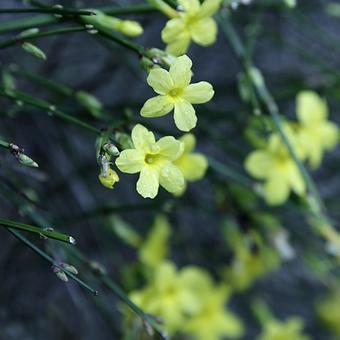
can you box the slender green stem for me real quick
[0,217,75,244]
[0,87,100,134]
[7,228,98,295]
[0,8,95,16]
[0,139,10,149]
[0,26,87,49]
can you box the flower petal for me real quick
[264,177,290,206]
[244,150,273,179]
[140,95,174,118]
[175,153,208,181]
[174,100,197,132]
[183,81,214,104]
[159,162,185,194]
[297,91,328,125]
[115,149,144,174]
[156,136,184,161]
[288,167,306,196]
[131,124,155,152]
[191,17,217,46]
[199,0,221,17]
[147,68,174,95]
[165,34,191,56]
[321,121,339,150]
[169,55,193,88]
[162,18,186,43]
[179,133,196,153]
[136,167,159,198]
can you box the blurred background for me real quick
[1,0,340,339]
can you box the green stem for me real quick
[0,139,10,149]
[0,87,100,134]
[0,26,87,49]
[0,217,75,244]
[7,228,98,295]
[0,8,94,16]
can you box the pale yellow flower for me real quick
[161,0,222,55]
[245,128,306,205]
[173,133,208,195]
[184,284,244,340]
[257,317,310,340]
[139,215,171,268]
[115,124,184,198]
[296,91,339,168]
[140,55,214,132]
[130,262,205,334]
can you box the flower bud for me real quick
[52,266,68,282]
[103,143,120,157]
[18,153,39,168]
[22,42,46,60]
[60,263,79,275]
[115,20,143,37]
[75,90,102,118]
[98,167,119,189]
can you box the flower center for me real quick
[168,88,183,99]
[145,154,156,164]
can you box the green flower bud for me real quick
[18,28,40,38]
[60,263,79,275]
[18,153,39,168]
[22,42,46,60]
[52,267,68,282]
[75,90,102,118]
[103,143,120,157]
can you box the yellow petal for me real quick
[179,133,196,153]
[183,81,214,104]
[264,177,290,205]
[159,162,185,194]
[288,166,306,196]
[174,100,197,131]
[165,34,191,56]
[321,121,339,150]
[147,68,174,95]
[140,95,174,118]
[169,55,193,88]
[156,136,184,161]
[115,149,144,173]
[244,150,273,179]
[162,18,186,43]
[297,91,328,125]
[131,124,156,151]
[175,153,208,181]
[178,0,200,12]
[198,0,221,17]
[191,17,217,46]
[136,167,159,198]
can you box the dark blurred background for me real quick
[1,0,340,339]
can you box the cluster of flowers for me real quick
[124,215,309,340]
[245,91,339,205]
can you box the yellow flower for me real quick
[82,10,143,37]
[140,55,214,132]
[130,262,205,334]
[161,0,222,55]
[175,133,208,181]
[316,291,340,336]
[184,284,244,340]
[257,317,310,340]
[115,124,184,198]
[98,167,119,189]
[139,215,171,269]
[245,129,306,205]
[296,91,339,168]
